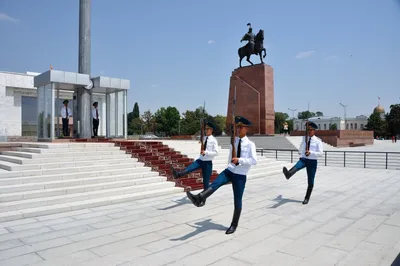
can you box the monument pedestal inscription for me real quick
[226,63,275,135]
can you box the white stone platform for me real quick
[0,165,398,265]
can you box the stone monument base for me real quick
[226,64,274,135]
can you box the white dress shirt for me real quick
[298,135,324,160]
[60,106,72,119]
[92,108,99,120]
[227,135,257,175]
[198,135,219,161]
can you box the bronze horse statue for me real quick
[238,29,267,67]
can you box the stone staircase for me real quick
[0,142,182,222]
[286,136,336,150]
[113,140,220,192]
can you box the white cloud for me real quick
[295,50,315,59]
[324,55,338,60]
[208,40,216,44]
[0,13,19,23]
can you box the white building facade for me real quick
[0,70,128,140]
[293,116,368,131]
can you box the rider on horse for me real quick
[241,23,256,55]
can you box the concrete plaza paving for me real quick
[0,165,399,265]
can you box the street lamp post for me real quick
[288,108,297,120]
[339,103,348,130]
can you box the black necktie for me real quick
[307,137,311,150]
[204,137,208,151]
[236,139,241,165]
[66,107,68,119]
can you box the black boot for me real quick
[283,166,299,180]
[186,187,214,207]
[226,208,242,234]
[302,185,314,204]
[171,165,187,179]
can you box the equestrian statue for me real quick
[238,23,267,67]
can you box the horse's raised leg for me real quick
[263,48,267,58]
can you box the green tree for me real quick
[316,111,324,117]
[180,106,208,135]
[133,102,140,119]
[365,112,387,137]
[128,117,143,135]
[329,123,338,130]
[213,115,226,135]
[387,104,400,136]
[141,110,155,133]
[287,119,293,132]
[154,106,181,136]
[297,111,315,119]
[275,112,289,133]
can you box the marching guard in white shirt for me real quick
[282,121,323,204]
[186,116,257,234]
[171,121,219,194]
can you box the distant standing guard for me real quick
[92,102,99,137]
[282,121,323,204]
[186,116,257,234]
[60,100,72,137]
[171,120,219,203]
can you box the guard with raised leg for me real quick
[171,120,219,205]
[282,121,323,204]
[186,116,257,234]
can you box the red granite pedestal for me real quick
[226,64,275,135]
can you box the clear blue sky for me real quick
[1,0,399,119]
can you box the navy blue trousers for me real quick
[210,169,246,209]
[182,159,212,189]
[294,158,318,185]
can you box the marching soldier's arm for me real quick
[238,142,257,166]
[205,138,219,157]
[310,139,324,157]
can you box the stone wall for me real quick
[290,130,374,147]
[0,72,36,137]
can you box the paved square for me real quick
[0,165,399,265]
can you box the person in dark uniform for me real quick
[186,116,257,234]
[171,121,219,205]
[60,100,72,137]
[92,102,99,137]
[282,121,323,204]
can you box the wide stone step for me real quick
[0,170,160,188]
[0,187,182,222]
[0,151,131,161]
[0,163,150,178]
[0,181,176,213]
[21,143,115,149]
[0,176,168,203]
[0,169,159,187]
[0,158,142,171]
[14,147,125,156]
[0,155,135,166]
